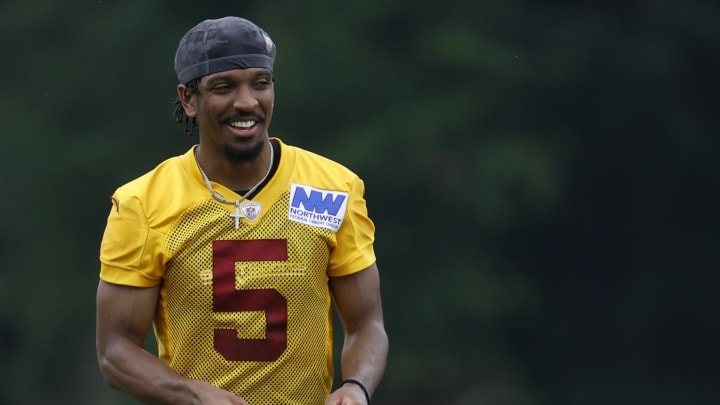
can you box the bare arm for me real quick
[326,263,388,405]
[95,280,247,405]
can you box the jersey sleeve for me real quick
[99,192,166,287]
[327,176,376,277]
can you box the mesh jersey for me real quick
[99,138,376,405]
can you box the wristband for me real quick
[342,379,371,404]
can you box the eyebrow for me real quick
[205,69,273,84]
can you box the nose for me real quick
[233,85,258,111]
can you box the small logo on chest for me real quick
[240,202,261,221]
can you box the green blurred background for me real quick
[1,1,718,404]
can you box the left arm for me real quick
[326,263,388,405]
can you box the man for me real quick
[96,16,388,405]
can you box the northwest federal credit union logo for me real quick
[288,183,348,232]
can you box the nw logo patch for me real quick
[288,183,348,231]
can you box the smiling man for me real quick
[95,17,388,405]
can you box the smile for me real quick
[229,120,256,129]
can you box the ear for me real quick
[177,84,198,118]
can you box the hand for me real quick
[187,379,250,405]
[324,383,368,405]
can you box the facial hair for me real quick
[223,136,266,164]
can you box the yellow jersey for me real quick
[99,138,376,404]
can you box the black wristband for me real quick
[342,379,371,404]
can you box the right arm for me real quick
[95,280,248,405]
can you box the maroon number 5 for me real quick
[212,239,288,361]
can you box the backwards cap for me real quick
[174,16,276,84]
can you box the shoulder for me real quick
[114,148,194,199]
[110,148,204,224]
[278,139,361,189]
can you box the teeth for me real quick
[230,120,255,128]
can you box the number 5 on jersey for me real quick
[213,239,288,361]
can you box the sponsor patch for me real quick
[288,183,348,231]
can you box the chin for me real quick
[223,138,266,163]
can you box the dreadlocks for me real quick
[173,78,201,137]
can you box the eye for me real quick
[253,79,272,89]
[211,84,232,93]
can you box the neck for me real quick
[195,140,274,192]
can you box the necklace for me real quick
[196,142,274,229]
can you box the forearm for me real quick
[339,319,389,396]
[98,337,200,405]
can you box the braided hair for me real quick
[173,78,201,137]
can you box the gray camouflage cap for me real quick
[174,16,276,84]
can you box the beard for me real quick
[222,137,266,164]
